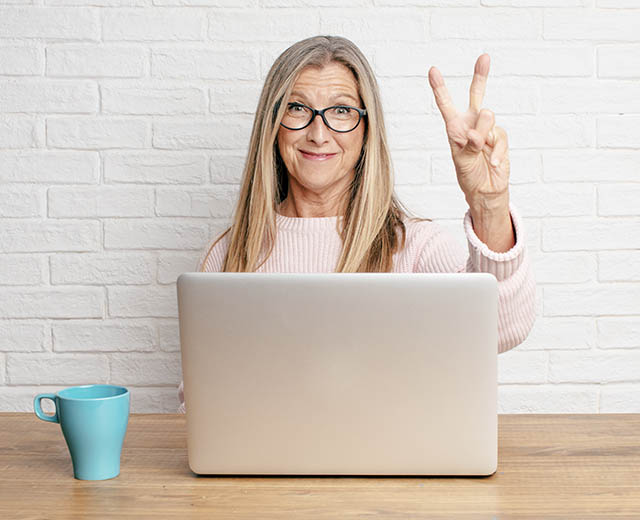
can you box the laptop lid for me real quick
[177,272,498,476]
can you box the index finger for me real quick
[428,66,458,124]
[469,54,490,112]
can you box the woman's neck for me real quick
[277,196,343,218]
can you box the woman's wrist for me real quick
[467,196,515,253]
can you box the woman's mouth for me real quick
[300,150,337,161]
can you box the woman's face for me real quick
[277,62,365,205]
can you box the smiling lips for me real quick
[300,150,337,161]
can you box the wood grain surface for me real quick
[1,413,639,519]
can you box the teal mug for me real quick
[34,384,130,480]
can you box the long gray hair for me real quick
[213,35,427,272]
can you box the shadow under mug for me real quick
[34,384,130,480]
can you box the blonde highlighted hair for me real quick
[210,35,428,273]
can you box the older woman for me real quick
[177,35,536,413]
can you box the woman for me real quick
[178,35,536,413]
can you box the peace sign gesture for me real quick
[428,54,510,212]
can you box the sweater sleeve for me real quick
[416,202,536,354]
[177,230,230,414]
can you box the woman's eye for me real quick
[336,107,350,114]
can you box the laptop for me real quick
[176,272,498,476]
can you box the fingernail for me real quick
[491,157,499,166]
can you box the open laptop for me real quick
[177,272,498,476]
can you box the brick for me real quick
[53,320,156,352]
[393,150,431,185]
[110,353,181,385]
[264,0,366,5]
[152,48,259,80]
[155,185,239,217]
[598,251,640,282]
[510,183,593,217]
[50,253,155,285]
[210,152,247,184]
[598,184,640,217]
[518,317,596,351]
[128,386,181,414]
[0,79,97,113]
[7,353,109,385]
[395,184,467,219]
[104,219,208,250]
[498,385,598,413]
[102,86,205,116]
[208,9,320,42]
[108,285,178,318]
[103,9,204,41]
[0,186,43,217]
[0,219,100,253]
[47,117,148,149]
[498,350,547,384]
[597,318,640,349]
[210,82,262,114]
[320,9,426,42]
[157,253,199,284]
[549,350,640,383]
[0,151,98,184]
[0,116,41,148]
[598,115,640,148]
[0,288,103,318]
[598,45,640,78]
[152,116,252,150]
[378,77,431,116]
[543,150,640,182]
[0,321,47,352]
[0,255,44,285]
[0,45,42,75]
[48,186,154,218]
[376,42,591,78]
[158,319,180,352]
[541,80,640,114]
[600,384,640,413]
[544,9,640,40]
[386,114,449,151]
[483,0,587,5]
[543,218,640,251]
[544,284,640,316]
[0,8,98,40]
[431,8,540,40]
[493,115,593,149]
[533,252,596,284]
[46,45,146,78]
[104,151,207,184]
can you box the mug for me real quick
[33,384,130,480]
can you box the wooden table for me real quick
[1,413,639,519]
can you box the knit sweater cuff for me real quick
[464,201,525,282]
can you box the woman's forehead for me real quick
[291,62,360,100]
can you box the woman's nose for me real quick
[306,113,330,145]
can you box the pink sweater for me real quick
[177,202,536,413]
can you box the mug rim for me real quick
[56,384,129,401]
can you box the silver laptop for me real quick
[177,272,498,476]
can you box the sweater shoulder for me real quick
[398,216,444,254]
[197,228,231,272]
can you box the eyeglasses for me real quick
[280,102,367,133]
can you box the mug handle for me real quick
[34,394,59,423]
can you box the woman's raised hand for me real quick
[428,54,510,212]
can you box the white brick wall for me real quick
[0,2,638,414]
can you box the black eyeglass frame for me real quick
[279,102,367,133]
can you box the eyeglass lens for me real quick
[282,103,361,132]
